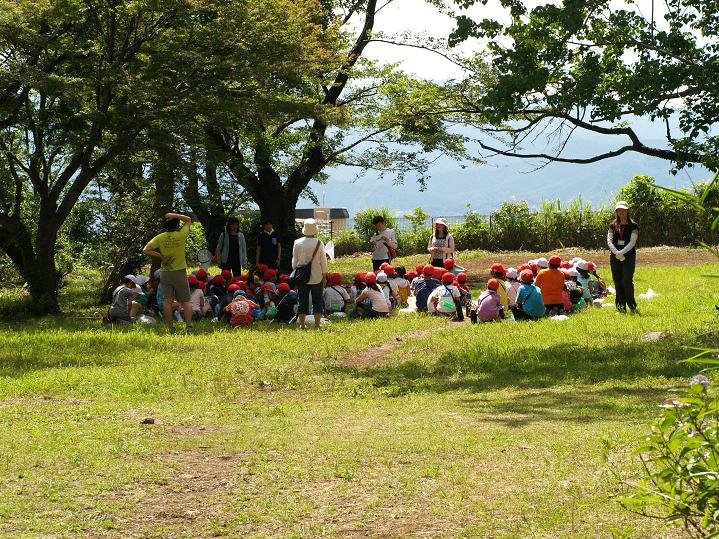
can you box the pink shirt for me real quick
[476,290,501,322]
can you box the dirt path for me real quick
[340,322,462,369]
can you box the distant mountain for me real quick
[312,125,710,216]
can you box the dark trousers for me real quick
[372,259,389,271]
[610,251,636,311]
[221,261,242,277]
[510,305,539,321]
[297,283,324,315]
[431,258,444,267]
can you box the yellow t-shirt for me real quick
[496,280,509,310]
[148,224,190,271]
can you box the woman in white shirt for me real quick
[291,219,328,328]
[428,217,455,267]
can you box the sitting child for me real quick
[391,266,410,306]
[587,261,607,298]
[415,264,440,312]
[575,260,595,303]
[473,278,503,323]
[273,283,299,323]
[511,270,545,321]
[376,271,398,309]
[354,272,391,318]
[104,275,140,323]
[534,255,565,316]
[443,258,466,276]
[181,276,211,320]
[428,272,464,320]
[489,263,508,314]
[323,273,351,314]
[256,283,277,320]
[505,268,521,307]
[224,293,260,327]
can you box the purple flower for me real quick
[690,374,711,388]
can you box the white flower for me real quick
[691,374,711,388]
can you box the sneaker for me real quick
[186,325,194,334]
[629,308,640,316]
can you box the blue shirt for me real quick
[576,274,592,300]
[516,284,545,318]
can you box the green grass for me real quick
[0,257,717,537]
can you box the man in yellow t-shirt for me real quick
[143,212,194,331]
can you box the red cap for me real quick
[588,261,597,271]
[519,264,531,272]
[256,264,268,273]
[237,281,248,290]
[520,269,534,283]
[196,268,208,280]
[490,263,505,276]
[385,265,396,276]
[280,274,290,283]
[433,267,445,279]
[354,272,366,282]
[197,281,207,290]
[329,273,342,286]
[407,271,417,280]
[239,274,250,282]
[441,272,454,284]
[364,272,377,284]
[212,275,224,286]
[457,272,467,282]
[188,276,199,286]
[487,278,499,290]
[221,270,232,280]
[423,264,435,276]
[380,262,390,271]
[549,255,562,266]
[261,283,274,292]
[415,264,424,274]
[560,261,572,269]
[227,283,240,292]
[443,258,455,269]
[263,269,278,280]
[278,283,291,293]
[529,263,539,272]
[231,276,242,284]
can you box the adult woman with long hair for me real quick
[607,201,639,314]
[215,217,247,277]
[427,217,455,267]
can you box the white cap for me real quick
[567,267,579,277]
[135,275,150,286]
[124,274,137,284]
[302,218,318,236]
[615,200,630,210]
[575,260,589,271]
[376,271,388,283]
[536,257,549,268]
[570,257,582,265]
[505,267,518,280]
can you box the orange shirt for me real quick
[534,268,565,305]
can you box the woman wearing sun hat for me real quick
[428,217,456,267]
[291,218,328,328]
[608,200,639,314]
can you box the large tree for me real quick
[0,0,337,314]
[447,0,719,171]
[200,0,469,265]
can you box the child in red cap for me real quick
[474,278,503,323]
[415,264,440,312]
[224,294,260,327]
[391,266,410,306]
[272,282,298,323]
[323,273,351,315]
[489,263,508,315]
[353,272,391,317]
[428,272,464,320]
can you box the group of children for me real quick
[105,255,608,328]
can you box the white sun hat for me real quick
[536,257,549,268]
[505,267,518,280]
[376,272,388,283]
[615,200,630,210]
[302,218,318,236]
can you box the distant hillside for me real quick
[313,126,710,216]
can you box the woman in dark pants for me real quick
[607,201,639,314]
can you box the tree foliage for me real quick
[447,0,719,170]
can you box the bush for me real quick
[353,207,397,241]
[333,229,364,257]
[398,226,433,257]
[618,373,719,536]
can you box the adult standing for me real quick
[428,217,455,267]
[256,219,282,270]
[607,200,639,314]
[370,216,398,271]
[214,217,247,277]
[143,212,194,331]
[292,219,328,329]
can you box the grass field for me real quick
[0,247,717,537]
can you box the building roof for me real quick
[295,208,349,219]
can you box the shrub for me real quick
[618,372,719,536]
[353,208,397,241]
[333,229,364,257]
